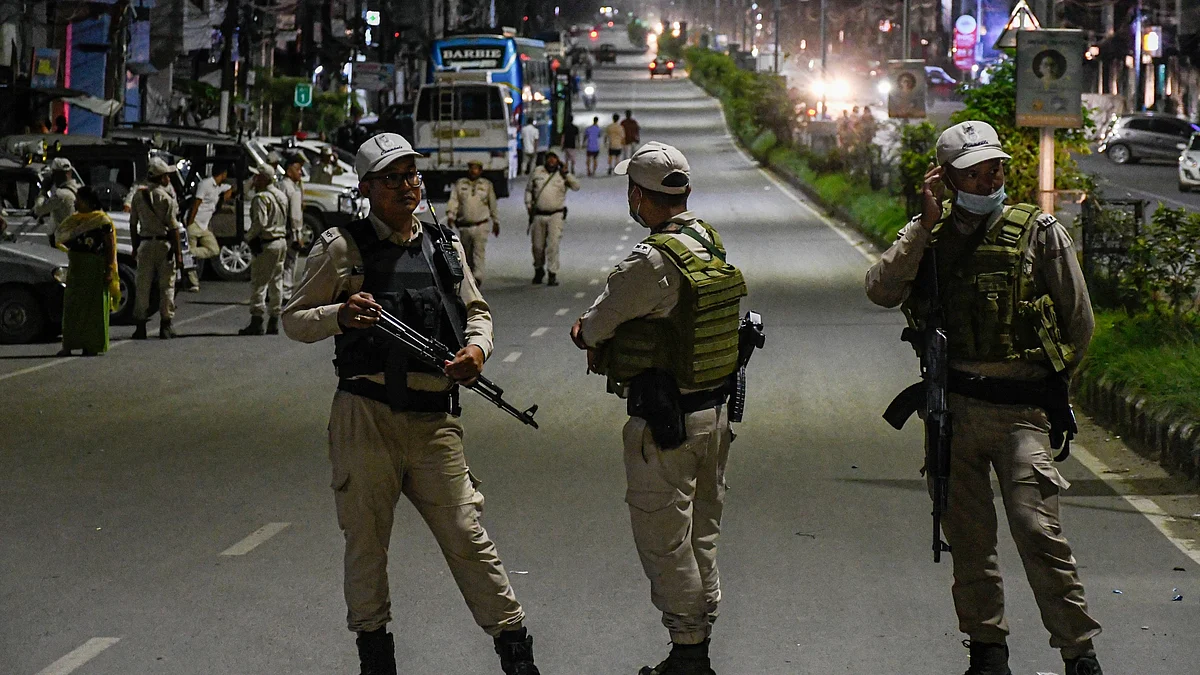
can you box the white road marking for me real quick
[36,637,121,675]
[608,255,620,262]
[503,352,522,363]
[1071,445,1200,565]
[589,279,601,285]
[219,522,291,556]
[615,244,626,251]
[625,226,633,232]
[574,292,586,299]
[0,303,242,383]
[620,235,630,241]
[530,327,549,337]
[555,308,569,316]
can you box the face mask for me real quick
[629,186,648,227]
[955,185,1007,215]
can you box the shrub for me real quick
[898,121,939,217]
[1121,205,1200,320]
[749,129,778,160]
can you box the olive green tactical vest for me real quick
[594,221,747,391]
[901,203,1073,372]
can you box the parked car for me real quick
[1098,112,1200,164]
[649,58,675,78]
[597,43,618,63]
[0,212,66,344]
[1177,133,1200,191]
[925,66,958,98]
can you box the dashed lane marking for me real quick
[555,308,569,316]
[36,637,121,675]
[530,327,550,337]
[625,226,633,232]
[574,292,586,299]
[503,352,522,363]
[608,255,620,262]
[600,265,612,271]
[589,279,601,286]
[620,235,630,241]
[0,303,241,384]
[615,244,626,251]
[219,522,291,556]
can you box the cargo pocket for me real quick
[1031,459,1069,536]
[625,489,679,515]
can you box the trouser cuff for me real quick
[483,619,524,638]
[1061,640,1097,660]
[668,629,710,645]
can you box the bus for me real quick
[429,35,553,156]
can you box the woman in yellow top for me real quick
[53,186,120,356]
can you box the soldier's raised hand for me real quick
[921,163,946,231]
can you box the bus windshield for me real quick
[416,85,505,122]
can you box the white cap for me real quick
[614,141,690,195]
[252,164,276,179]
[355,133,423,180]
[48,157,73,172]
[936,121,1011,169]
[147,157,177,178]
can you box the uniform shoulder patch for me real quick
[632,242,654,257]
[1035,212,1060,228]
[320,228,342,245]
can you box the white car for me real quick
[1179,132,1200,192]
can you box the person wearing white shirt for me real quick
[520,121,540,175]
[184,163,235,291]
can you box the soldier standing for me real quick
[446,159,500,286]
[865,121,1103,675]
[33,157,80,228]
[525,150,580,287]
[281,133,542,675]
[130,157,184,340]
[238,166,290,336]
[279,153,306,304]
[571,142,747,675]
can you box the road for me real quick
[1077,149,1200,212]
[3,31,1200,675]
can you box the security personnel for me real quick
[446,159,500,286]
[239,166,290,336]
[279,153,306,304]
[281,133,541,675]
[571,142,746,675]
[33,157,80,228]
[525,150,580,286]
[865,121,1102,675]
[313,145,346,185]
[130,157,184,340]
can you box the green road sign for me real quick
[294,83,313,108]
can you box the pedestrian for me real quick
[584,116,603,177]
[562,121,581,174]
[130,157,184,340]
[605,112,626,175]
[53,186,119,356]
[33,157,80,228]
[238,166,290,336]
[856,107,878,149]
[570,141,747,675]
[525,150,580,286]
[446,159,500,286]
[865,121,1103,675]
[836,109,852,149]
[281,133,542,675]
[279,153,305,304]
[621,109,641,158]
[313,146,345,184]
[53,115,67,134]
[184,162,236,292]
[520,119,540,175]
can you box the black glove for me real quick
[248,238,263,256]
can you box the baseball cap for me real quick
[467,159,484,167]
[147,157,177,178]
[355,133,423,180]
[614,141,690,195]
[48,157,73,172]
[253,164,276,178]
[936,121,1011,169]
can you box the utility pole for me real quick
[715,0,720,41]
[820,0,827,116]
[105,0,133,130]
[773,0,780,72]
[219,0,239,132]
[902,0,910,60]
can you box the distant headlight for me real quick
[877,80,893,96]
[53,266,68,285]
[584,85,596,95]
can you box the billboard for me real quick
[353,62,396,92]
[887,60,927,119]
[953,15,978,71]
[1016,29,1085,128]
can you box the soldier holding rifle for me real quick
[281,133,542,675]
[865,121,1102,675]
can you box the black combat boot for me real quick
[1064,654,1103,675]
[158,319,177,339]
[547,272,558,287]
[238,316,265,336]
[265,316,279,335]
[962,640,1012,675]
[132,321,148,340]
[532,268,544,284]
[355,628,397,675]
[494,627,540,674]
[640,641,716,675]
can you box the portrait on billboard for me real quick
[887,60,927,119]
[1032,49,1067,83]
[1016,30,1084,127]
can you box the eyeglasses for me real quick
[368,170,422,190]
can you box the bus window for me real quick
[457,87,496,120]
[416,88,434,121]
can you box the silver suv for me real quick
[1098,112,1200,164]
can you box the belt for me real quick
[947,370,1050,407]
[338,378,461,415]
[141,235,169,241]
[259,236,282,242]
[679,387,729,413]
[533,208,565,216]
[458,220,490,227]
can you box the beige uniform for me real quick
[865,207,1101,658]
[281,213,524,637]
[246,185,289,318]
[524,166,581,274]
[578,213,732,646]
[129,184,182,322]
[33,181,80,227]
[447,177,499,283]
[279,176,304,301]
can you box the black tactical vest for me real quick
[333,219,466,381]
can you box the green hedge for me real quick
[1083,311,1200,419]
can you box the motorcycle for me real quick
[582,82,597,110]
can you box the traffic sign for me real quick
[294,83,313,108]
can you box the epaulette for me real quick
[1034,212,1060,229]
[631,242,654,257]
[320,228,341,245]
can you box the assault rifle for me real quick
[373,309,541,429]
[729,311,765,423]
[882,250,952,563]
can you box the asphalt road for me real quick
[1077,149,1200,212]
[3,32,1200,675]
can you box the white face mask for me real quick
[629,186,648,227]
[955,185,1007,215]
